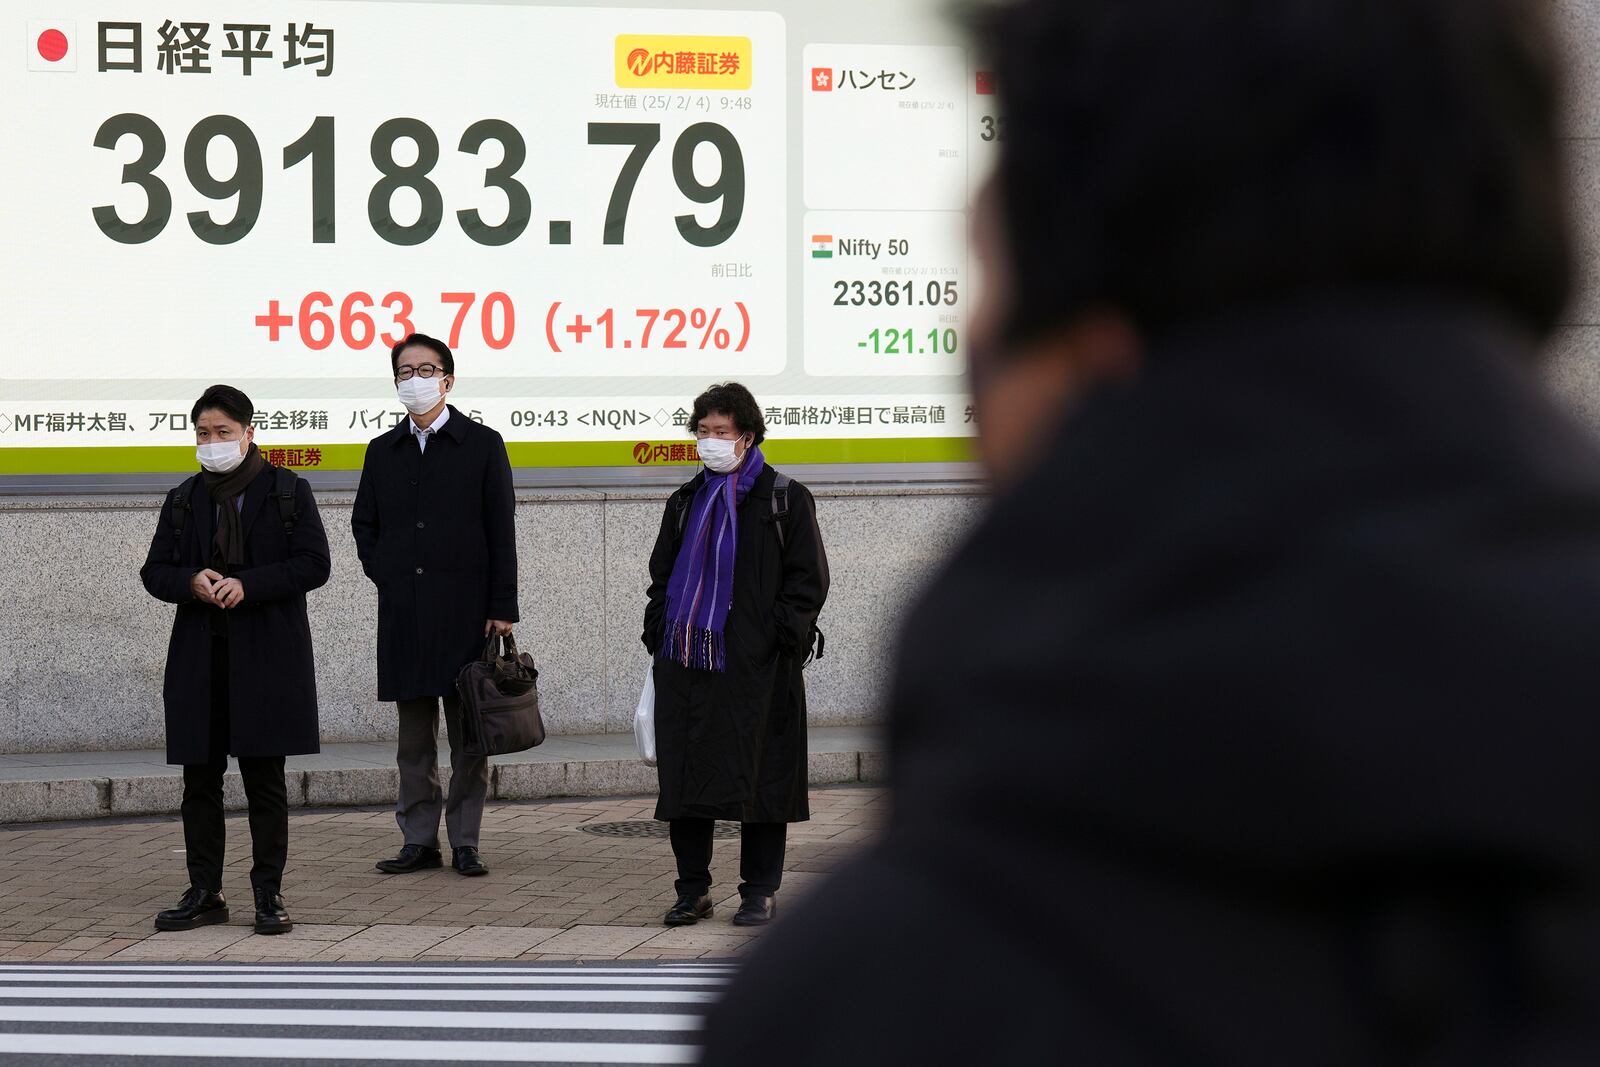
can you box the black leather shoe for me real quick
[253,888,293,935]
[664,893,714,926]
[154,886,229,932]
[374,843,443,874]
[732,894,777,926]
[452,846,488,877]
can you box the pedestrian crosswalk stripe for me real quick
[0,964,731,975]
[0,962,725,1064]
[0,985,715,1003]
[0,1006,702,1030]
[0,972,727,986]
[0,1034,699,1063]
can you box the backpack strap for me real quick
[770,472,791,554]
[672,492,691,543]
[272,466,300,537]
[165,474,200,564]
[670,474,708,543]
[765,471,825,664]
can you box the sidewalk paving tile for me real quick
[519,924,658,957]
[420,925,564,958]
[0,785,887,962]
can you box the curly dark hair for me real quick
[687,382,766,446]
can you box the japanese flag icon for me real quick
[28,20,77,71]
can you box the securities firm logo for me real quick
[616,35,752,90]
[634,441,700,465]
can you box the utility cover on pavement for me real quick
[580,820,740,838]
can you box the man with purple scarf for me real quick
[643,382,829,928]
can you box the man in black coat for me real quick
[353,333,519,878]
[703,0,1600,1063]
[140,384,330,936]
[643,383,829,928]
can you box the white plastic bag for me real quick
[634,663,658,767]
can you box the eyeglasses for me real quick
[395,364,448,381]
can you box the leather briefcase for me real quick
[455,633,545,756]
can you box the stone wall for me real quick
[0,486,985,753]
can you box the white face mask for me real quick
[397,376,445,415]
[197,440,246,474]
[696,436,745,474]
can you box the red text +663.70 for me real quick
[252,292,751,354]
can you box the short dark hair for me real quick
[191,384,254,429]
[688,382,766,446]
[390,332,454,377]
[972,0,1572,344]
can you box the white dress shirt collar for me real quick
[410,404,450,452]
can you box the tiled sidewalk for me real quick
[0,786,885,962]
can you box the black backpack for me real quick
[671,470,825,663]
[165,466,300,564]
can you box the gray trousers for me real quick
[395,695,489,850]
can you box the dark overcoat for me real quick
[139,464,330,765]
[352,406,520,702]
[701,300,1600,1064]
[644,465,829,824]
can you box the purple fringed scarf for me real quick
[660,446,766,671]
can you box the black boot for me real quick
[253,887,292,935]
[154,886,229,932]
[664,893,714,926]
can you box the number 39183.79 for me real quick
[91,114,745,249]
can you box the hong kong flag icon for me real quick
[28,20,77,71]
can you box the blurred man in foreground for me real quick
[702,0,1600,1062]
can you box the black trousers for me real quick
[670,819,787,899]
[179,636,289,896]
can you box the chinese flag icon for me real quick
[811,67,833,91]
[27,20,77,72]
[975,70,997,95]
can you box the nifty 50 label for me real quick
[803,211,965,377]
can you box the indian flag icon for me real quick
[810,234,833,259]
